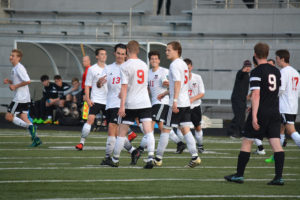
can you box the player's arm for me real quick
[172,81,180,113]
[118,84,128,117]
[3,78,13,84]
[251,89,260,130]
[190,76,205,103]
[157,90,169,101]
[9,80,31,91]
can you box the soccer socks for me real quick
[254,139,264,151]
[124,137,135,153]
[169,129,181,144]
[156,133,169,159]
[291,132,300,148]
[81,123,91,138]
[140,134,147,149]
[112,136,126,161]
[105,136,116,157]
[274,151,285,179]
[194,130,203,146]
[280,134,286,146]
[184,131,198,157]
[177,129,184,141]
[13,117,30,128]
[146,131,155,160]
[236,151,250,177]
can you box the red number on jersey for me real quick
[184,70,188,84]
[188,89,192,96]
[149,80,154,87]
[112,77,120,84]
[292,77,299,91]
[137,70,144,84]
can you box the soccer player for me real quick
[184,58,205,153]
[276,49,300,148]
[154,41,201,168]
[75,48,107,150]
[3,49,41,147]
[225,42,284,185]
[109,40,155,169]
[98,43,140,165]
[267,58,276,67]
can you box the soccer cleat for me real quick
[130,149,141,165]
[30,137,42,147]
[128,131,137,142]
[265,155,275,163]
[36,118,44,124]
[224,174,244,184]
[33,118,38,123]
[53,120,59,125]
[283,138,288,147]
[197,144,205,153]
[143,160,154,169]
[185,157,201,168]
[153,157,162,166]
[100,157,113,166]
[28,125,37,140]
[253,149,266,155]
[108,158,119,167]
[75,143,83,150]
[175,142,186,154]
[267,177,284,186]
[43,118,52,124]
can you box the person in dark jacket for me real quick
[227,60,252,138]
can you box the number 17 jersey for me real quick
[250,63,281,114]
[120,58,151,109]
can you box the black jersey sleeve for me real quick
[249,68,261,91]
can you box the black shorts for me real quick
[106,108,119,124]
[89,103,106,117]
[151,104,169,122]
[243,111,281,140]
[118,108,152,125]
[165,106,192,128]
[281,113,297,125]
[191,106,202,127]
[7,101,30,114]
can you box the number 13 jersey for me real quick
[250,63,281,114]
[120,58,151,109]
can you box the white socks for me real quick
[194,130,203,146]
[156,133,169,159]
[81,123,91,139]
[124,137,135,153]
[184,131,198,157]
[146,131,155,159]
[113,136,126,160]
[140,134,147,148]
[280,134,285,146]
[169,129,180,144]
[291,132,300,148]
[176,129,184,141]
[13,117,30,128]
[254,138,263,146]
[105,136,116,157]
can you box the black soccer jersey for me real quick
[249,63,281,115]
[43,82,58,99]
[56,82,71,99]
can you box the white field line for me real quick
[36,195,300,200]
[0,178,300,184]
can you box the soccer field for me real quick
[0,129,299,200]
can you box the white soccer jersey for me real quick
[279,65,300,114]
[85,63,107,104]
[168,58,190,107]
[189,73,205,109]
[148,67,169,105]
[11,62,31,103]
[102,62,121,109]
[120,58,151,109]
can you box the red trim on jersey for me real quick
[81,65,90,89]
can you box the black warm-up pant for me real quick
[227,99,246,136]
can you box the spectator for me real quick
[267,58,276,67]
[157,0,171,15]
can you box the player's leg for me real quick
[20,112,42,147]
[224,138,253,183]
[253,138,266,155]
[192,106,204,153]
[154,127,170,166]
[285,120,300,148]
[142,119,156,169]
[268,138,284,185]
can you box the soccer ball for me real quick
[63,107,70,116]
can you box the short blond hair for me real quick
[12,49,23,59]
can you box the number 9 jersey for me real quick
[120,58,151,109]
[249,63,281,114]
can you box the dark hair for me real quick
[167,41,182,57]
[252,56,258,66]
[267,58,276,65]
[254,42,269,59]
[40,75,49,82]
[127,40,139,54]
[12,49,23,58]
[114,43,126,52]
[148,51,160,60]
[95,48,106,56]
[72,77,79,83]
[54,75,62,80]
[275,49,290,63]
[184,58,192,65]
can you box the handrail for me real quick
[129,0,146,39]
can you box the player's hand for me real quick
[3,78,10,84]
[172,102,179,113]
[9,84,16,91]
[252,117,260,131]
[118,106,126,117]
[97,75,107,88]
[157,93,164,101]
[87,99,94,107]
